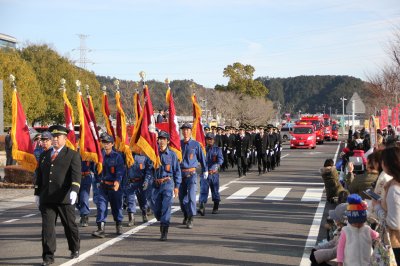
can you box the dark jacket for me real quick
[254,133,269,155]
[320,166,345,201]
[235,134,250,157]
[34,146,81,205]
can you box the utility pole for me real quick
[352,99,355,132]
[276,101,281,125]
[340,97,347,136]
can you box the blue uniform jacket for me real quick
[206,145,224,171]
[180,139,207,172]
[98,150,125,183]
[157,147,182,189]
[127,153,153,183]
[81,160,95,173]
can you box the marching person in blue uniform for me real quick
[34,125,81,266]
[77,160,95,227]
[152,131,181,241]
[125,150,153,226]
[179,123,207,229]
[92,134,125,238]
[33,133,44,162]
[198,133,224,216]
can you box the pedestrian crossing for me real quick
[223,185,325,202]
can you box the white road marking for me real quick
[264,187,291,201]
[3,219,20,223]
[233,181,324,185]
[301,188,324,202]
[22,214,36,218]
[299,141,341,266]
[226,187,259,200]
[60,206,181,266]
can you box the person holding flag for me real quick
[152,131,181,241]
[179,123,207,229]
[198,132,224,216]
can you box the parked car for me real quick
[280,124,293,142]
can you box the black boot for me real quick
[142,210,148,223]
[116,221,122,235]
[186,216,193,229]
[80,215,89,227]
[182,214,188,225]
[127,212,135,227]
[198,202,205,216]
[212,201,219,214]
[92,222,105,238]
[160,225,169,241]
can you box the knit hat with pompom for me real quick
[345,194,368,224]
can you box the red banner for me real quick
[77,92,103,174]
[101,92,116,141]
[129,91,143,154]
[11,90,37,172]
[137,85,160,168]
[166,87,182,162]
[63,90,76,150]
[115,90,134,167]
[192,94,206,155]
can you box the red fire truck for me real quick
[299,115,324,144]
[331,120,339,141]
[323,114,332,141]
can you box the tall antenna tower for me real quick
[76,34,92,69]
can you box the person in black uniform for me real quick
[34,125,81,265]
[266,125,277,172]
[5,128,16,165]
[227,127,236,168]
[235,126,250,177]
[248,126,257,170]
[255,126,269,175]
[274,127,282,167]
[214,126,224,148]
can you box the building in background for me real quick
[0,33,17,49]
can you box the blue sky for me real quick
[1,0,399,88]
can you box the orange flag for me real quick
[129,90,143,154]
[62,89,77,150]
[101,91,116,141]
[77,91,103,174]
[11,89,37,172]
[137,85,160,168]
[166,86,182,162]
[192,93,206,155]
[115,90,134,167]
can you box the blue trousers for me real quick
[179,173,197,217]
[96,187,123,223]
[125,181,147,215]
[199,173,220,204]
[91,177,99,206]
[152,179,174,226]
[77,174,93,216]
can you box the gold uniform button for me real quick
[50,172,52,174]
[49,180,52,183]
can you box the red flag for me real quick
[192,93,206,155]
[115,90,134,167]
[392,107,399,128]
[166,87,182,162]
[137,85,160,168]
[86,93,103,173]
[77,92,103,174]
[62,90,77,150]
[129,91,143,154]
[101,91,116,141]
[11,89,37,172]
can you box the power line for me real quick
[74,34,93,69]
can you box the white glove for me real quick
[70,191,78,205]
[34,195,40,208]
[203,171,208,180]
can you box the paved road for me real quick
[0,141,341,266]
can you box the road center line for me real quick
[233,181,324,185]
[299,141,341,266]
[3,219,20,223]
[61,176,243,265]
[22,214,36,218]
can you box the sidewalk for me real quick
[0,188,34,213]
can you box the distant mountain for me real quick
[257,75,375,116]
